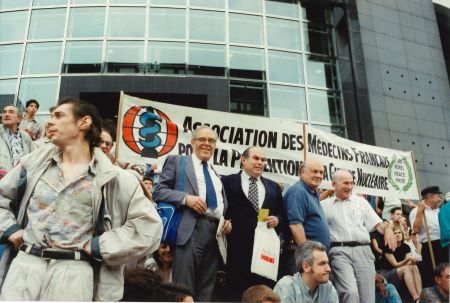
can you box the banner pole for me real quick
[115,91,125,161]
[410,152,436,269]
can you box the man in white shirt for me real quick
[409,186,448,288]
[322,169,396,303]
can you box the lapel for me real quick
[260,176,270,208]
[0,128,11,150]
[185,155,199,196]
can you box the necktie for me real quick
[248,177,259,212]
[202,161,217,210]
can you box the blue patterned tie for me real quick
[202,161,217,210]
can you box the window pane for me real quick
[230,81,266,116]
[33,0,67,5]
[151,0,185,5]
[0,11,28,42]
[110,0,146,3]
[149,41,184,64]
[71,0,105,4]
[190,0,224,9]
[265,0,298,18]
[312,124,345,137]
[306,56,336,89]
[0,44,23,77]
[189,43,225,67]
[108,8,145,37]
[64,41,102,63]
[0,79,17,109]
[149,8,185,39]
[268,50,304,84]
[230,46,264,71]
[28,8,66,40]
[270,85,306,120]
[106,41,144,63]
[229,13,263,46]
[189,10,224,42]
[267,18,301,50]
[23,42,62,75]
[304,24,332,55]
[228,0,262,13]
[308,89,343,124]
[68,8,105,38]
[0,0,30,10]
[18,77,58,110]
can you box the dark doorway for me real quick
[80,92,208,122]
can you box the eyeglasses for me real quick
[195,137,217,144]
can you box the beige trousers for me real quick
[0,251,94,301]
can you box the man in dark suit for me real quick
[222,146,284,301]
[153,125,232,302]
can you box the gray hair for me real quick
[295,240,326,273]
[331,169,353,182]
[191,125,218,140]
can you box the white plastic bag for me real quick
[250,222,280,281]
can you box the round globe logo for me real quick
[122,106,178,158]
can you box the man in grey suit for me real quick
[153,125,232,301]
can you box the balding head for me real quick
[2,105,21,132]
[331,169,354,200]
[300,158,324,190]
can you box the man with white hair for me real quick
[321,169,396,303]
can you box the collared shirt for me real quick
[5,127,24,167]
[322,194,382,243]
[419,286,448,303]
[409,204,440,243]
[19,118,42,140]
[191,153,224,219]
[274,272,338,303]
[284,180,330,249]
[241,170,266,208]
[23,153,95,250]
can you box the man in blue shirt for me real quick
[280,159,330,276]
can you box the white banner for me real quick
[305,125,420,200]
[116,92,305,184]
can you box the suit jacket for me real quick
[0,127,35,172]
[153,155,228,246]
[222,171,285,292]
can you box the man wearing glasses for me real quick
[222,146,284,301]
[153,125,232,302]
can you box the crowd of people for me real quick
[0,97,448,302]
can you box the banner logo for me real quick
[122,106,178,158]
[387,155,414,192]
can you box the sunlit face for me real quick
[301,159,324,190]
[48,103,88,147]
[333,171,354,200]
[191,128,217,161]
[241,147,266,178]
[100,131,113,154]
[303,250,331,284]
[2,106,20,130]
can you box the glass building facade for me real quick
[0,0,345,135]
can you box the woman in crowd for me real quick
[380,226,422,302]
[145,244,173,283]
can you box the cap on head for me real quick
[421,186,442,197]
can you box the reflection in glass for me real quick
[108,8,145,37]
[0,44,23,77]
[229,46,264,71]
[0,0,30,10]
[64,41,102,73]
[106,41,145,63]
[0,11,28,42]
[189,43,225,66]
[189,10,225,42]
[266,18,301,50]
[18,77,58,110]
[306,55,336,88]
[149,8,185,39]
[228,0,262,13]
[265,0,298,18]
[28,8,66,40]
[68,8,105,38]
[23,42,62,75]
[190,0,224,9]
[270,85,306,120]
[268,50,304,84]
[229,13,263,46]
[148,42,185,64]
[0,79,17,109]
[312,124,345,137]
[308,89,343,124]
[33,0,67,5]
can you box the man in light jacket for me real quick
[0,97,162,301]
